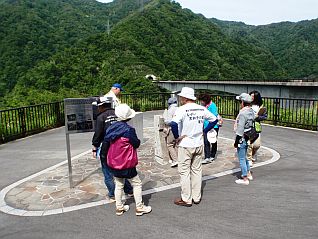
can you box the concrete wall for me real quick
[128,112,143,143]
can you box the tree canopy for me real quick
[0,0,317,108]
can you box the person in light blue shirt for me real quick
[198,94,222,164]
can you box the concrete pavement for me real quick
[0,127,275,216]
[0,110,317,239]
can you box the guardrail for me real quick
[210,95,318,131]
[0,93,317,144]
[0,102,64,144]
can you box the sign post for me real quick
[64,98,96,188]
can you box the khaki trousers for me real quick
[247,134,261,161]
[165,128,178,162]
[114,175,143,208]
[177,146,203,203]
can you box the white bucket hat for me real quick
[178,87,196,100]
[115,104,136,121]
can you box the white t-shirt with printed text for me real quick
[104,90,121,108]
[172,102,217,148]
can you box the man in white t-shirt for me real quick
[170,87,218,206]
[105,83,123,107]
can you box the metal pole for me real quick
[66,133,73,188]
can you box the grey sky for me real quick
[97,0,318,25]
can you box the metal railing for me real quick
[210,95,318,131]
[120,92,172,111]
[0,102,64,144]
[1,93,317,144]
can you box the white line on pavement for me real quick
[0,137,280,217]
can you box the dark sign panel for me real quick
[64,98,96,134]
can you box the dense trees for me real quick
[0,0,317,108]
[210,18,318,79]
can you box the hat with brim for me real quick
[207,129,217,143]
[92,96,112,106]
[168,97,177,105]
[178,87,196,101]
[115,104,136,121]
[112,83,124,92]
[236,93,252,103]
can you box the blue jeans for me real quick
[236,139,250,177]
[97,147,133,197]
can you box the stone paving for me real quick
[3,128,273,215]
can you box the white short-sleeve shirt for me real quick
[172,103,217,148]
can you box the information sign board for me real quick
[64,98,96,134]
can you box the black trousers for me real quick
[203,127,219,159]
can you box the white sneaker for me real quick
[208,157,215,162]
[201,158,211,164]
[171,161,178,167]
[136,204,152,216]
[116,205,130,216]
[235,179,249,185]
[107,196,116,203]
[247,173,253,181]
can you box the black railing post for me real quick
[273,98,280,125]
[234,96,240,117]
[162,92,166,109]
[54,102,62,126]
[0,113,4,144]
[18,108,26,137]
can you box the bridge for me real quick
[156,80,318,99]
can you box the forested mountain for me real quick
[0,0,316,108]
[210,18,318,79]
[0,0,149,98]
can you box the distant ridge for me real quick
[0,0,317,108]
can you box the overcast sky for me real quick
[97,0,318,25]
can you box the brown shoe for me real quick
[174,198,192,207]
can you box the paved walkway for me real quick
[0,127,276,216]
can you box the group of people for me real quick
[92,83,151,216]
[92,84,267,215]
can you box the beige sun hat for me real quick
[115,104,136,121]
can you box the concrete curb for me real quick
[0,137,280,217]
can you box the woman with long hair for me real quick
[247,91,267,166]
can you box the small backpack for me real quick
[244,121,259,143]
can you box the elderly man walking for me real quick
[105,83,124,107]
[170,87,218,206]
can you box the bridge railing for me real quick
[120,93,171,111]
[1,93,317,144]
[210,94,318,131]
[0,102,64,144]
[0,93,172,144]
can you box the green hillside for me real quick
[1,0,316,108]
[3,0,286,107]
[0,0,149,99]
[210,18,318,79]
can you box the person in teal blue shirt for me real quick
[198,94,222,164]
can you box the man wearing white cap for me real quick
[170,87,218,206]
